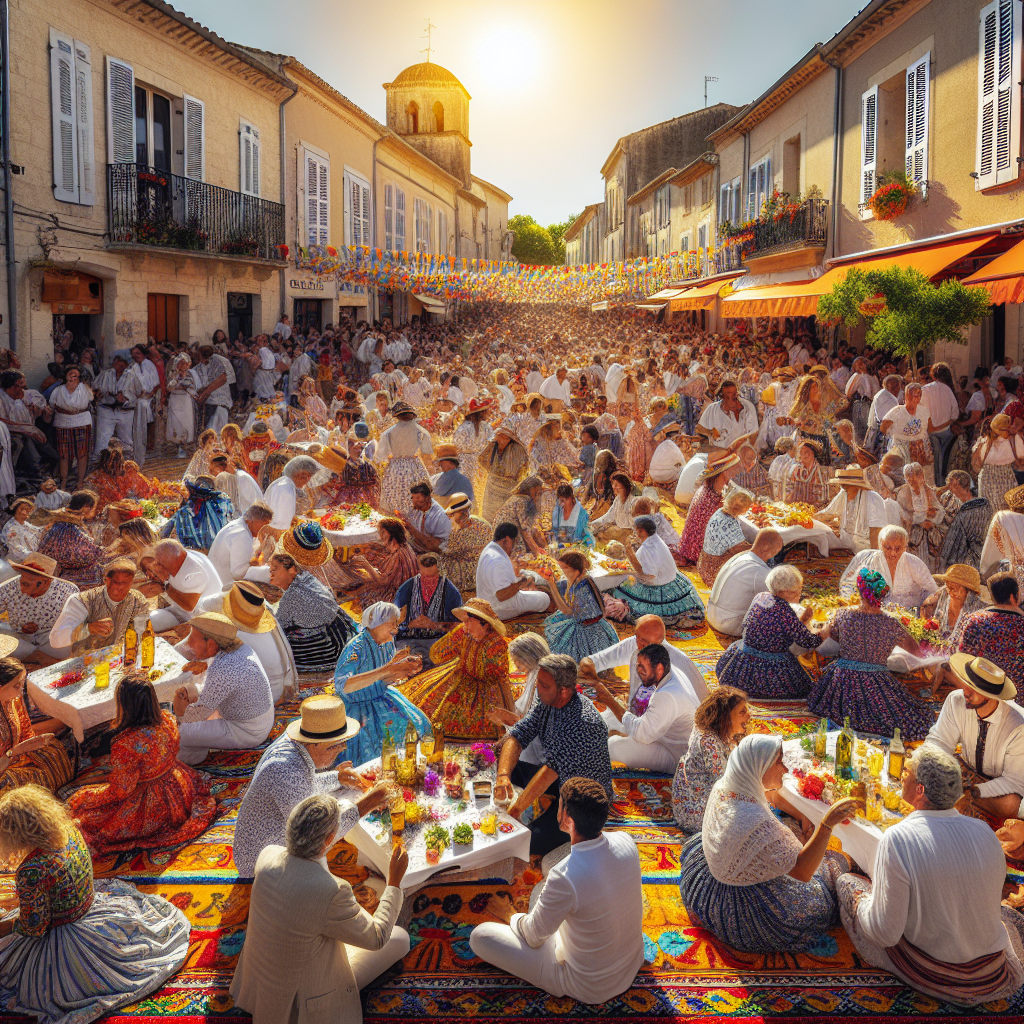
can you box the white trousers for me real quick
[601,709,678,773]
[0,629,66,661]
[177,706,275,765]
[151,606,191,632]
[206,405,229,432]
[490,589,550,621]
[469,924,581,1000]
[94,407,135,456]
[350,928,411,988]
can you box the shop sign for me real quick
[286,272,337,299]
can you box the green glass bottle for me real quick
[835,716,853,777]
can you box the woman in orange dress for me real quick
[67,671,218,855]
[398,598,514,741]
[83,443,159,510]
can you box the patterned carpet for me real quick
[53,467,1022,1021]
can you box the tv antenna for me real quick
[421,19,437,62]
[704,76,719,107]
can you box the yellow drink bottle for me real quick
[140,618,155,669]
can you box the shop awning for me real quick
[634,302,666,312]
[963,238,1024,306]
[645,286,690,302]
[669,279,735,311]
[721,234,998,318]
[413,293,447,312]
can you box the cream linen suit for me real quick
[230,845,409,1024]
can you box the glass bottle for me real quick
[888,727,905,782]
[835,716,853,776]
[140,618,155,669]
[123,619,138,667]
[814,718,827,758]
[404,720,418,762]
[381,725,397,778]
[427,720,445,764]
[389,795,405,845]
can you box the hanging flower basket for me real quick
[868,180,915,221]
[858,292,888,317]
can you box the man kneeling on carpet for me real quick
[469,777,644,1004]
[231,793,410,1024]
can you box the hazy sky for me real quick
[173,0,866,225]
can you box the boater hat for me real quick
[829,467,873,491]
[434,443,460,464]
[948,653,1016,702]
[698,449,741,483]
[10,552,60,580]
[285,693,361,745]
[452,597,507,637]
[444,492,472,515]
[221,580,277,634]
[312,445,349,476]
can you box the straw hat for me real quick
[698,449,741,483]
[830,467,873,491]
[391,400,417,418]
[855,446,879,466]
[0,634,17,658]
[445,492,473,515]
[312,445,349,475]
[221,580,276,633]
[10,553,59,580]
[452,597,507,636]
[189,612,238,644]
[285,693,361,745]
[948,653,1016,702]
[434,443,460,464]
[8,497,34,515]
[1006,484,1024,512]
[281,520,334,567]
[775,366,799,380]
[932,563,989,598]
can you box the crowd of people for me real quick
[2,302,1024,1020]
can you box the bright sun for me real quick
[472,22,542,90]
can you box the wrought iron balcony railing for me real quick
[107,163,285,261]
[750,197,829,258]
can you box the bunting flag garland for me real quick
[295,244,710,305]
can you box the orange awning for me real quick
[721,235,998,318]
[963,238,1024,306]
[670,278,735,311]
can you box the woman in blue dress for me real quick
[716,565,823,699]
[332,601,431,767]
[542,550,619,660]
[549,482,595,547]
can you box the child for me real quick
[34,478,71,511]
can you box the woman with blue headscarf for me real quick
[679,734,858,954]
[161,477,234,551]
[333,602,430,766]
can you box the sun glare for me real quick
[472,22,543,91]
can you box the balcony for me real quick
[107,163,286,262]
[744,197,829,274]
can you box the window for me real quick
[407,102,419,134]
[698,223,708,251]
[437,208,448,254]
[414,196,432,251]
[344,169,371,247]
[783,134,801,196]
[48,28,94,205]
[183,94,204,181]
[719,176,741,227]
[303,149,329,247]
[700,174,710,207]
[239,120,260,197]
[654,185,670,229]
[905,57,929,192]
[747,154,771,219]
[680,233,691,253]
[384,183,394,250]
[395,187,406,250]
[433,101,444,132]
[976,0,1022,189]
[683,183,693,214]
[134,85,171,171]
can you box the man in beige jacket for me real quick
[231,793,410,1023]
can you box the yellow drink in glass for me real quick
[868,746,884,778]
[94,661,110,690]
[420,735,434,759]
[480,810,498,835]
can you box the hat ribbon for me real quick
[965,661,1005,696]
[298,720,349,739]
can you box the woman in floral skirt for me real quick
[542,550,619,661]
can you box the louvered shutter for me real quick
[905,54,930,193]
[360,181,371,248]
[747,167,757,219]
[50,29,78,202]
[183,94,204,180]
[105,55,134,166]
[860,86,879,209]
[395,188,406,249]
[977,0,1022,189]
[384,183,394,250]
[239,122,260,196]
[73,41,95,205]
[350,178,362,246]
[303,152,329,247]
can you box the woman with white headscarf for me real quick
[678,734,859,953]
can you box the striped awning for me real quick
[963,238,1024,306]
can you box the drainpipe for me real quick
[817,46,843,262]
[277,74,298,324]
[1,0,16,351]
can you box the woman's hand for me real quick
[822,796,864,829]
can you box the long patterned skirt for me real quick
[979,462,1017,514]
[284,611,358,674]
[715,643,812,700]
[380,456,428,516]
[614,574,705,628]
[399,662,515,742]
[481,471,521,525]
[0,740,75,796]
[696,550,731,588]
[544,611,620,662]
[339,678,431,768]
[679,832,844,954]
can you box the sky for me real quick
[172,0,867,226]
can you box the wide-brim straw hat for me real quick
[285,693,361,745]
[281,520,334,567]
[452,597,507,636]
[189,612,238,644]
[10,553,60,580]
[0,634,18,658]
[829,467,873,491]
[312,445,349,475]
[933,563,989,599]
[949,653,1016,701]
[698,450,741,483]
[445,492,472,515]
[1006,484,1024,512]
[434,443,460,463]
[221,580,277,633]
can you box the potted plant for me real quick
[452,822,474,846]
[867,171,917,222]
[424,825,451,864]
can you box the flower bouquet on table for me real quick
[883,605,947,650]
[424,824,451,865]
[452,822,474,846]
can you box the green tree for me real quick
[817,265,992,366]
[547,214,579,265]
[508,214,555,265]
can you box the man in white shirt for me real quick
[208,502,274,588]
[788,336,812,367]
[263,455,319,535]
[539,368,572,411]
[525,363,544,395]
[922,367,961,485]
[273,314,292,340]
[92,355,136,456]
[865,374,902,453]
[476,523,550,620]
[836,745,1024,1006]
[845,357,880,443]
[591,644,696,772]
[696,381,757,451]
[210,452,263,514]
[399,481,452,553]
[674,452,708,507]
[649,423,688,484]
[604,361,624,403]
[253,339,279,401]
[817,469,888,552]
[142,539,223,631]
[194,345,235,433]
[129,345,160,454]
[706,530,783,635]
[469,777,644,1005]
[925,653,1024,820]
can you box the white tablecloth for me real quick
[739,514,836,556]
[311,508,382,549]
[27,638,190,742]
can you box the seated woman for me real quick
[494,475,547,557]
[838,524,938,612]
[160,477,235,552]
[549,482,595,547]
[0,653,73,796]
[542,550,619,660]
[716,565,823,700]
[399,598,514,742]
[67,671,217,854]
[895,461,947,571]
[590,471,639,544]
[782,439,830,509]
[679,449,739,565]
[679,735,856,953]
[37,489,106,590]
[672,686,749,833]
[615,516,705,629]
[921,563,990,699]
[697,487,753,587]
[350,517,419,608]
[332,602,430,767]
[587,448,622,518]
[84,441,163,510]
[935,470,992,572]
[1,498,40,564]
[0,785,191,1022]
[631,496,682,554]
[806,568,936,739]
[182,428,219,483]
[486,631,550,762]
[270,551,358,673]
[731,442,770,497]
[436,493,491,593]
[529,416,581,474]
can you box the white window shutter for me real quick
[860,86,879,208]
[252,130,260,197]
[905,54,930,192]
[361,182,371,248]
[395,188,406,250]
[384,183,394,250]
[50,29,78,202]
[996,0,1021,185]
[316,159,329,245]
[305,152,318,246]
[73,40,94,205]
[183,94,204,180]
[105,55,134,166]
[239,123,260,196]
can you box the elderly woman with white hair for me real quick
[838,524,938,612]
[715,565,824,699]
[487,631,551,763]
[332,601,430,767]
[697,487,753,587]
[895,461,947,570]
[263,454,320,536]
[679,734,858,953]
